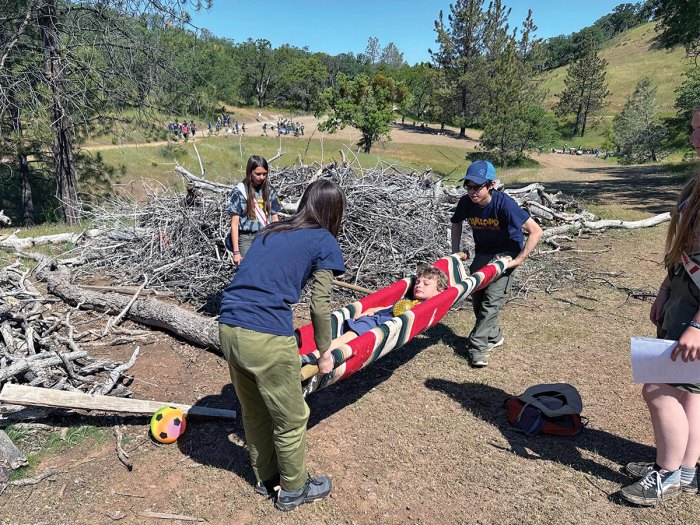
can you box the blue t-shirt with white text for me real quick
[451,190,529,254]
[219,227,345,336]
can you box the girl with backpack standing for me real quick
[225,155,281,265]
[621,106,700,505]
[219,180,346,511]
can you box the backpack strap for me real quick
[237,183,269,226]
[681,251,700,289]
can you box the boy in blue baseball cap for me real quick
[450,160,542,367]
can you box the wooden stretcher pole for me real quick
[300,364,319,381]
[331,279,373,294]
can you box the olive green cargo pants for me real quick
[219,324,309,491]
[468,252,518,354]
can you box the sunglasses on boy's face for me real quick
[465,182,487,193]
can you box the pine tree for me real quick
[430,0,488,137]
[613,77,667,163]
[555,49,611,137]
[479,10,552,165]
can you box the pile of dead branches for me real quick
[33,161,669,309]
[65,162,453,307]
[0,262,141,398]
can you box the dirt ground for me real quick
[2,146,698,524]
[85,110,479,152]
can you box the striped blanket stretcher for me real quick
[297,253,509,396]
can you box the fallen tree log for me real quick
[540,212,671,241]
[0,351,88,384]
[583,213,671,230]
[37,265,219,351]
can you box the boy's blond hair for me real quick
[415,265,448,292]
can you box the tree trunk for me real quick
[573,106,582,136]
[38,0,80,225]
[580,94,591,137]
[8,96,34,226]
[19,154,34,227]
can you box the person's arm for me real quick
[353,305,393,319]
[230,215,241,265]
[672,306,700,362]
[310,269,335,374]
[507,218,542,270]
[650,275,671,326]
[271,214,279,223]
[451,222,463,254]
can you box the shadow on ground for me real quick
[424,378,654,484]
[519,163,691,215]
[392,122,476,141]
[179,324,458,485]
[306,323,457,427]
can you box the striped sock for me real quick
[681,465,697,485]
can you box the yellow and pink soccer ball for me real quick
[150,406,186,444]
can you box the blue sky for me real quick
[189,1,625,65]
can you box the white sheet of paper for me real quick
[630,337,700,384]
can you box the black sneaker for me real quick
[682,466,699,494]
[624,461,654,479]
[620,469,681,506]
[625,462,698,493]
[254,472,280,498]
[274,475,332,511]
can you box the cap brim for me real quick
[462,174,488,185]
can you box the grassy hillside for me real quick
[540,22,692,117]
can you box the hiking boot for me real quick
[274,475,332,511]
[254,472,280,497]
[625,462,699,493]
[620,469,682,506]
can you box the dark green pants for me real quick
[468,252,517,353]
[219,324,309,490]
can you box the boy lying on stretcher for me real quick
[300,265,448,379]
[335,265,448,344]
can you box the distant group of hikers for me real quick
[167,119,197,141]
[556,144,610,158]
[213,107,700,511]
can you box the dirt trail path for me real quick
[85,113,480,152]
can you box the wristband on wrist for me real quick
[233,251,240,255]
[688,320,700,330]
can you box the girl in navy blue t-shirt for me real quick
[219,179,345,511]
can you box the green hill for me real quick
[540,22,692,117]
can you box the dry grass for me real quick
[540,22,691,116]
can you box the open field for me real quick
[89,113,481,193]
[2,121,700,524]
